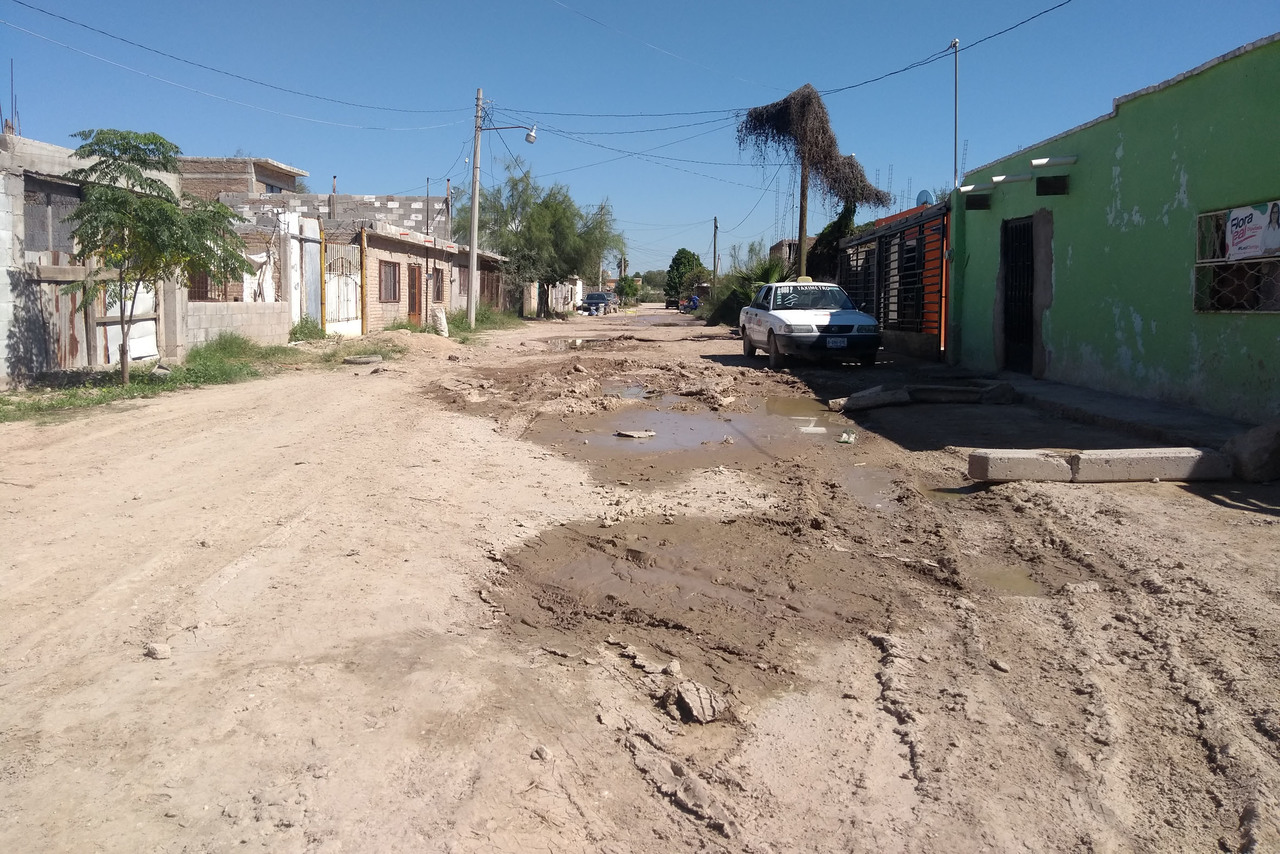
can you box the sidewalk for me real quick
[999,374,1253,450]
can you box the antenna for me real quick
[906,178,913,207]
[886,165,894,209]
[961,139,969,178]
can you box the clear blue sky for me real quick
[3,0,1276,275]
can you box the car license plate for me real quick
[826,337,847,348]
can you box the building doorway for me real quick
[1001,217,1035,373]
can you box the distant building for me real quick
[768,237,815,269]
[177,156,309,200]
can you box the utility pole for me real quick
[797,161,810,278]
[952,39,960,189]
[467,87,483,330]
[712,217,718,290]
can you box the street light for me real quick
[467,87,536,330]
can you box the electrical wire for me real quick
[722,163,785,234]
[0,18,470,131]
[2,0,461,115]
[821,0,1077,96]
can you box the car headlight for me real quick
[782,324,815,334]
[856,324,879,333]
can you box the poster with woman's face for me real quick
[1227,200,1280,259]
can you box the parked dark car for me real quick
[579,292,617,314]
[665,296,680,309]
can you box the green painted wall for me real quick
[952,36,1280,424]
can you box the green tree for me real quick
[461,159,625,318]
[64,129,252,384]
[665,248,702,300]
[706,239,789,326]
[615,275,640,303]
[641,269,667,296]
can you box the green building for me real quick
[949,33,1280,425]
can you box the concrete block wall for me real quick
[186,302,291,347]
[221,193,445,237]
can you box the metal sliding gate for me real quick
[839,203,948,358]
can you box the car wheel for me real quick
[742,327,757,357]
[767,332,786,370]
[860,352,876,367]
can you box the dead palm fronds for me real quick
[738,84,889,276]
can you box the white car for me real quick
[739,278,881,369]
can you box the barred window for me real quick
[188,271,244,302]
[379,261,400,303]
[1194,207,1280,312]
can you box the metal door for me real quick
[1002,217,1034,373]
[408,265,422,327]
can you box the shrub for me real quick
[289,315,326,341]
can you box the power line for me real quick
[820,0,1077,97]
[0,18,470,131]
[3,0,461,115]
[723,163,784,234]
[511,0,1079,117]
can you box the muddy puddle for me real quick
[527,395,901,510]
[971,562,1044,596]
[542,337,612,351]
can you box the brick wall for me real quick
[179,158,254,201]
[186,302,291,347]
[363,234,423,330]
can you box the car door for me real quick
[744,286,772,345]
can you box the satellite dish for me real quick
[916,189,936,206]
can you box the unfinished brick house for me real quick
[177,156,308,201]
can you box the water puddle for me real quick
[761,396,848,435]
[971,563,1044,596]
[543,337,611,351]
[600,384,656,400]
[839,467,899,513]
[926,484,987,502]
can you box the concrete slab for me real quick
[1070,448,1233,482]
[969,449,1073,483]
[842,386,912,412]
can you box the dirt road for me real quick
[3,306,1279,853]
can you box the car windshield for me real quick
[772,285,853,311]
[585,293,608,302]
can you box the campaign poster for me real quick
[1227,199,1280,261]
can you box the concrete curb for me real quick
[969,447,1234,484]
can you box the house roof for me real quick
[965,31,1280,179]
[251,158,308,178]
[177,156,309,177]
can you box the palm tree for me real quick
[738,84,890,277]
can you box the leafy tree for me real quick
[641,269,667,294]
[806,202,859,282]
[706,242,789,326]
[63,129,252,384]
[665,248,702,300]
[738,84,889,277]
[461,158,625,318]
[615,275,640,303]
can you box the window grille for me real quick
[188,271,243,302]
[1194,208,1280,312]
[379,261,400,303]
